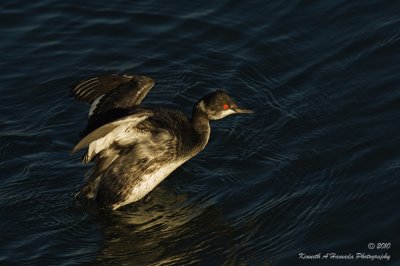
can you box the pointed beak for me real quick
[232,106,254,114]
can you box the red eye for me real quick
[223,104,229,110]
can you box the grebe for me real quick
[71,74,252,210]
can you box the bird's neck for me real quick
[191,100,211,148]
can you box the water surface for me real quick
[1,0,399,265]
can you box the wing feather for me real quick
[71,74,155,108]
[72,112,152,156]
[71,74,134,103]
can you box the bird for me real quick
[71,74,253,210]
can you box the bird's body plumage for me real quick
[71,74,251,210]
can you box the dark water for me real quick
[1,0,399,265]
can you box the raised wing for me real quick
[71,74,155,116]
[71,74,155,137]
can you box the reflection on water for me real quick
[90,187,237,265]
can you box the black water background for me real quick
[1,0,399,265]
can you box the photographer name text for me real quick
[298,252,390,261]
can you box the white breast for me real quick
[112,160,186,210]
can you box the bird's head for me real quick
[196,89,253,120]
